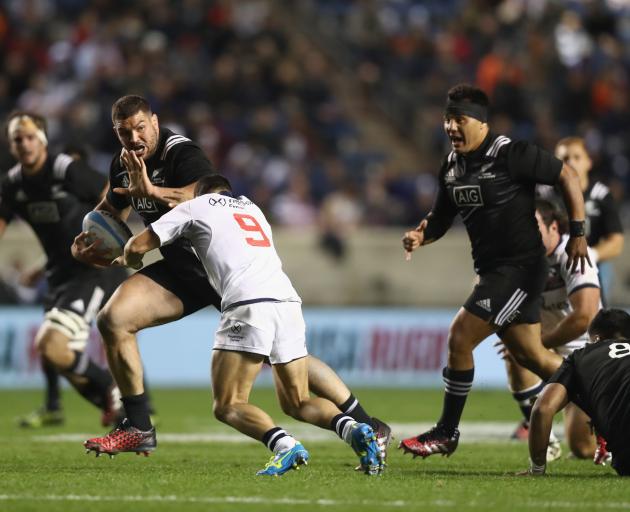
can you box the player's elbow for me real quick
[531,400,556,423]
[572,312,592,335]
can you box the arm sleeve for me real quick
[559,246,600,295]
[507,141,562,185]
[149,202,194,246]
[600,193,623,235]
[167,143,216,188]
[422,174,457,241]
[547,356,576,394]
[105,154,131,210]
[65,160,108,204]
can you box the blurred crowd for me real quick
[0,0,628,237]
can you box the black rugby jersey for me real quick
[428,133,562,272]
[548,339,630,458]
[584,181,623,247]
[0,153,106,286]
[107,127,215,278]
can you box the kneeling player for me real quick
[86,174,384,476]
[521,309,630,476]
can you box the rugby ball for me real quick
[82,210,133,259]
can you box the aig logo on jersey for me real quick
[453,185,483,207]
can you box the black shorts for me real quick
[43,266,128,321]
[464,256,547,329]
[138,259,221,317]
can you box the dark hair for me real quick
[194,174,233,197]
[111,95,152,122]
[588,309,630,341]
[535,198,568,234]
[5,111,47,136]
[447,84,490,108]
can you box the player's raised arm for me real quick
[557,163,591,273]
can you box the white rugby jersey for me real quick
[150,193,300,311]
[541,234,601,345]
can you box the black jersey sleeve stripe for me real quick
[160,135,192,160]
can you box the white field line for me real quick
[30,422,563,444]
[0,495,629,509]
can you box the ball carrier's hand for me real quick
[71,232,112,268]
[114,149,157,200]
[402,219,428,261]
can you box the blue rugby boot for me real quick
[256,443,309,476]
[350,423,383,475]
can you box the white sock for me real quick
[273,435,297,454]
[342,420,358,445]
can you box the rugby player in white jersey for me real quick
[499,199,604,462]
[109,174,384,476]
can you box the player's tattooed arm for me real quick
[112,228,160,270]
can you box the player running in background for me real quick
[0,111,126,427]
[73,95,390,460]
[400,84,590,460]
[499,199,602,462]
[553,137,624,301]
[521,309,630,477]
[91,174,383,475]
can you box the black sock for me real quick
[513,380,544,422]
[331,413,354,440]
[65,350,114,408]
[338,394,374,428]
[437,367,474,435]
[121,393,152,431]
[143,374,156,415]
[261,427,289,452]
[42,359,61,411]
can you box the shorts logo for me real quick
[231,323,242,334]
[453,186,483,207]
[475,298,491,312]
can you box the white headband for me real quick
[8,115,48,146]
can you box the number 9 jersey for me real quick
[149,193,300,312]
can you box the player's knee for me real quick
[96,306,126,344]
[447,327,474,357]
[569,440,595,459]
[212,400,236,424]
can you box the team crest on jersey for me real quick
[208,197,227,206]
[453,185,483,207]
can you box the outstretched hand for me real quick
[113,149,156,199]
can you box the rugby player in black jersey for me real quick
[0,112,126,427]
[73,96,390,459]
[522,308,630,477]
[399,84,590,459]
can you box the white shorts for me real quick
[214,301,307,364]
[554,338,588,358]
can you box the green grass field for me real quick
[1,388,627,512]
